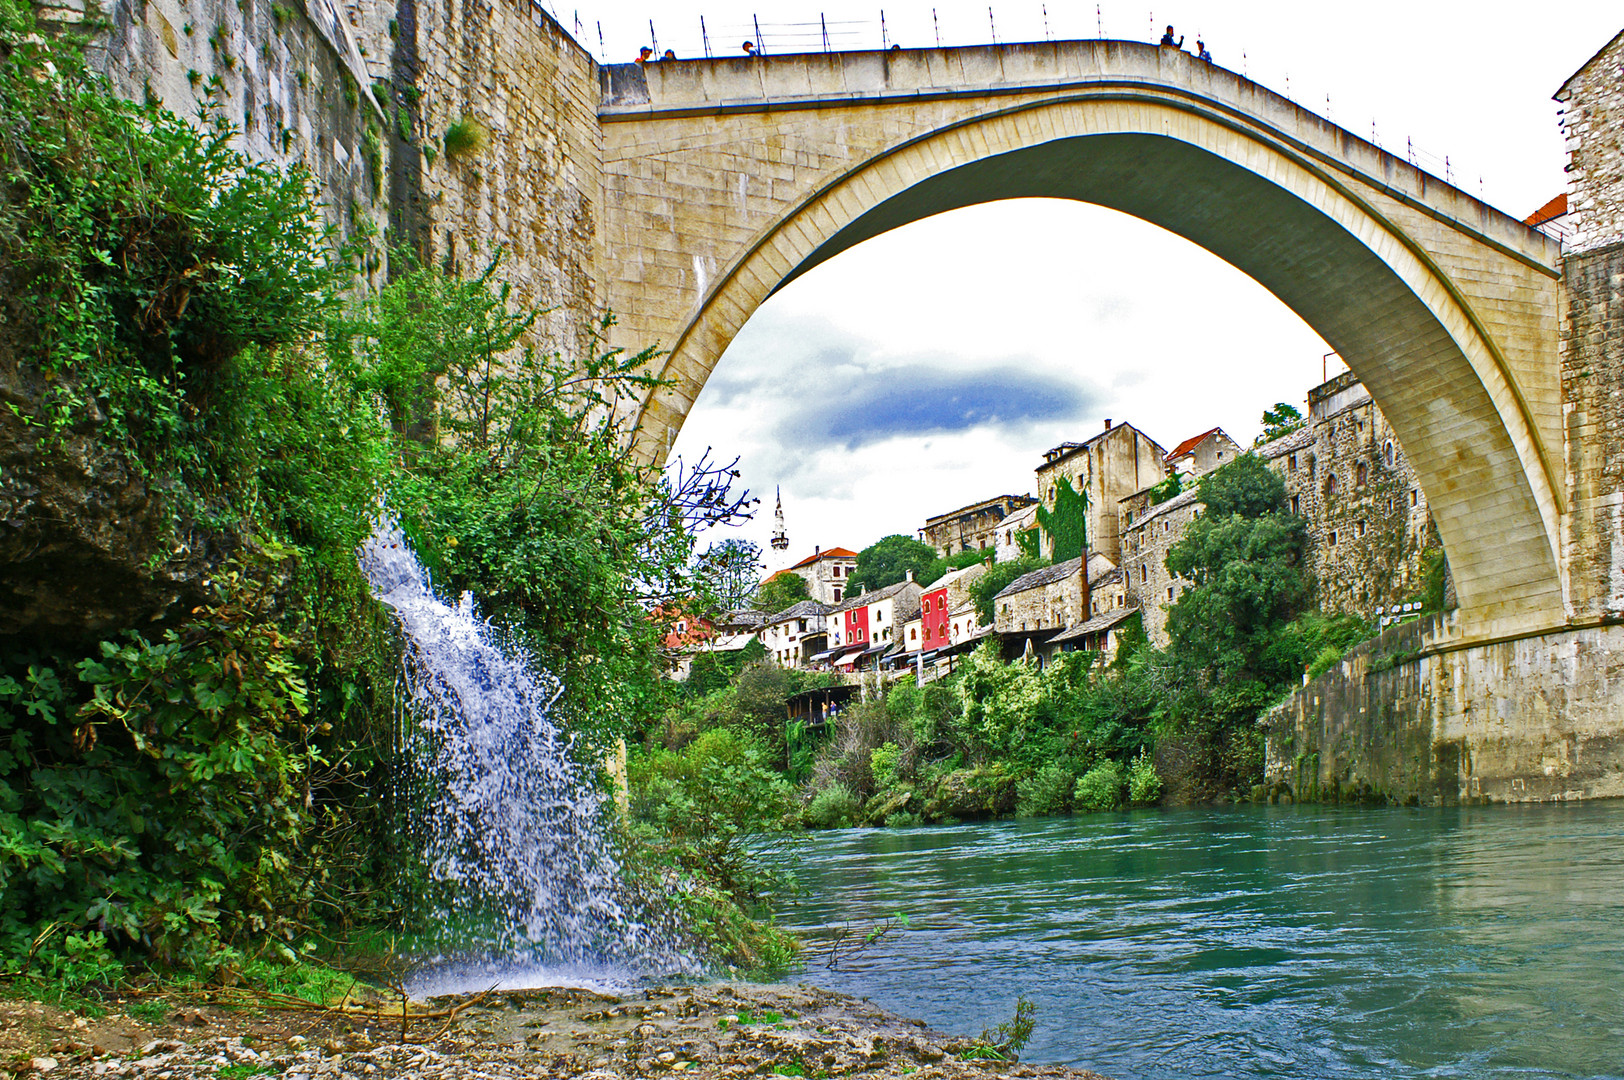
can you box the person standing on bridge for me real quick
[1159,25,1183,49]
[637,46,652,63]
[742,40,757,56]
[1197,39,1212,63]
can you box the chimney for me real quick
[1104,418,1113,430]
[905,569,914,583]
[815,545,820,555]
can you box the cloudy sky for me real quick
[563,1,1622,566]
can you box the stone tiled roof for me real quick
[994,555,1084,599]
[1047,605,1141,643]
[1091,565,1123,587]
[1125,487,1202,531]
[1253,426,1317,460]
[766,599,831,622]
[826,577,920,614]
[722,610,768,630]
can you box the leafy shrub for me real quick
[803,784,861,829]
[1127,749,1162,805]
[869,742,902,790]
[1015,764,1073,816]
[442,117,487,159]
[1073,760,1126,811]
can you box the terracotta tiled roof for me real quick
[1165,427,1223,462]
[1524,193,1567,227]
[789,547,858,570]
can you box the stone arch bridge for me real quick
[594,41,1564,644]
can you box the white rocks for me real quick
[28,1057,60,1073]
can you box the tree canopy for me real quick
[1256,402,1306,445]
[753,571,809,615]
[846,534,940,594]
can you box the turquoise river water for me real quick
[779,803,1624,1079]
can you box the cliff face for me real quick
[0,364,229,639]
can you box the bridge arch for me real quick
[599,43,1565,637]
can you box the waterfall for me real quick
[360,517,687,994]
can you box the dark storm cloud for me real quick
[700,311,1097,453]
[784,365,1090,448]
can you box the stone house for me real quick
[773,546,858,605]
[1163,427,1243,478]
[993,502,1039,562]
[1034,420,1167,563]
[920,494,1036,557]
[1257,371,1442,618]
[1555,28,1624,251]
[759,599,832,668]
[1119,487,1203,645]
[993,556,1091,636]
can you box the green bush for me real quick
[442,116,487,159]
[1073,760,1126,811]
[804,784,861,829]
[1015,764,1073,816]
[869,742,902,790]
[1127,749,1162,805]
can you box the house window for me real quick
[833,565,841,577]
[1410,489,1418,506]
[1356,461,1368,487]
[676,621,687,633]
[798,619,807,633]
[833,587,842,601]
[1308,454,1317,479]
[1384,441,1395,466]
[910,627,918,640]
[1166,586,1175,601]
[1288,453,1298,472]
[1356,520,1366,538]
[1328,530,1338,547]
[1326,473,1338,496]
[937,596,946,610]
[1291,494,1301,515]
[1216,450,1224,460]
[1141,565,1148,583]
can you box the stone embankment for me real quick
[4,983,1111,1080]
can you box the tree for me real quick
[921,546,995,589]
[969,556,1050,625]
[1163,454,1311,689]
[695,539,762,610]
[846,534,940,594]
[1255,402,1306,445]
[754,571,809,615]
[1035,477,1088,562]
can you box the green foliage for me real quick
[754,573,810,616]
[1015,764,1073,816]
[1035,476,1088,562]
[0,568,331,968]
[967,996,1038,1061]
[846,535,939,595]
[1165,455,1311,688]
[1015,528,1041,559]
[627,729,797,909]
[920,547,994,589]
[869,742,902,790]
[442,117,486,159]
[804,785,860,829]
[1073,759,1126,811]
[969,557,1050,625]
[1127,749,1162,805]
[1256,402,1306,445]
[1420,544,1451,613]
[1146,470,1183,506]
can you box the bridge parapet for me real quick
[602,40,1559,270]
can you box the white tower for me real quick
[769,486,790,573]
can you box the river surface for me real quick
[778,803,1624,1079]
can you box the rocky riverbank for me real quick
[3,982,1111,1079]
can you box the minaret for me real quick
[769,486,790,572]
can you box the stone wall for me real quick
[1262,372,1443,618]
[1119,487,1200,645]
[1556,30,1624,253]
[993,557,1087,635]
[391,0,604,366]
[75,0,389,263]
[1262,620,1624,804]
[1559,241,1624,621]
[1035,423,1166,565]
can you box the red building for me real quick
[920,584,950,648]
[844,602,869,648]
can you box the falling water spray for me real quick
[360,518,688,993]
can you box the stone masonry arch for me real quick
[597,42,1565,640]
